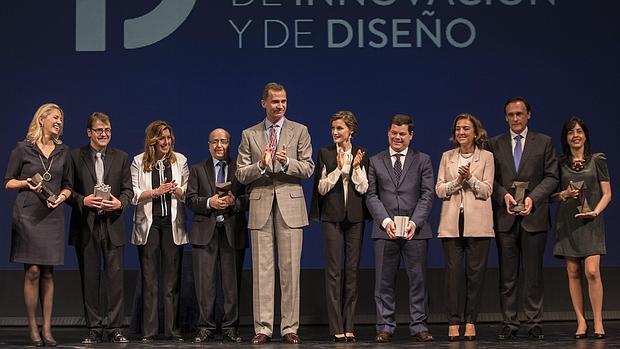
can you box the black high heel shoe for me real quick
[333,335,347,342]
[42,333,57,347]
[30,338,43,347]
[575,325,588,339]
[593,332,606,339]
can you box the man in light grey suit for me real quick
[236,82,314,345]
[366,114,435,343]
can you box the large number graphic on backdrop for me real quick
[75,0,196,51]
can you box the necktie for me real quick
[216,161,226,184]
[394,153,403,183]
[268,124,279,149]
[513,135,523,171]
[95,152,104,184]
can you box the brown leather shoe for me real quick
[282,333,301,344]
[375,331,392,343]
[251,333,271,344]
[413,330,434,342]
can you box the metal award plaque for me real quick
[510,181,529,212]
[569,181,591,213]
[31,173,58,204]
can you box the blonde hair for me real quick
[26,103,64,144]
[142,120,177,172]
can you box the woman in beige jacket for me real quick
[436,113,494,341]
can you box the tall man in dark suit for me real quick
[487,97,558,340]
[366,114,435,343]
[186,128,247,343]
[236,82,314,345]
[68,112,133,344]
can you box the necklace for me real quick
[38,154,55,181]
[459,151,474,159]
[570,158,586,171]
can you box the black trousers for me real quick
[192,225,242,332]
[442,237,491,324]
[75,218,124,331]
[496,218,547,330]
[322,220,364,335]
[137,216,183,337]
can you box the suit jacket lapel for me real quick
[80,146,97,183]
[103,148,114,183]
[400,148,416,187]
[382,151,398,187]
[499,132,517,175]
[205,158,216,193]
[519,132,535,173]
[279,118,293,151]
[252,123,267,153]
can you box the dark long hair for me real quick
[560,116,592,165]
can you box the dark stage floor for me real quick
[0,322,618,348]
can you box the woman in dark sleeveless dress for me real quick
[4,103,73,346]
[552,117,612,339]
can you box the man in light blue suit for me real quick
[366,114,435,343]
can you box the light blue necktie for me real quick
[513,135,523,171]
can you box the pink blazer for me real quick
[436,147,495,238]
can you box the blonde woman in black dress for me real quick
[4,103,72,346]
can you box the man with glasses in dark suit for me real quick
[68,112,132,344]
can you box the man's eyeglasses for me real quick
[90,128,112,135]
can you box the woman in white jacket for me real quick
[131,120,188,341]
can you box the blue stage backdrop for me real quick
[2,1,618,270]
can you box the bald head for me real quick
[208,128,231,160]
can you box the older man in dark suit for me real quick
[487,97,558,340]
[68,112,133,344]
[186,128,247,343]
[366,114,435,343]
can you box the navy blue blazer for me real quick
[366,147,434,240]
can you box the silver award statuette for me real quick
[393,216,410,238]
[93,183,111,200]
[510,181,529,212]
[30,173,58,204]
[569,181,592,213]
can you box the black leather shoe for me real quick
[464,335,477,341]
[141,336,155,342]
[170,334,184,341]
[82,329,103,344]
[345,334,356,342]
[497,326,518,340]
[223,329,243,343]
[375,331,392,343]
[528,327,545,340]
[110,329,129,343]
[412,330,434,342]
[193,329,214,343]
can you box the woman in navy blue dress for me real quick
[5,103,73,346]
